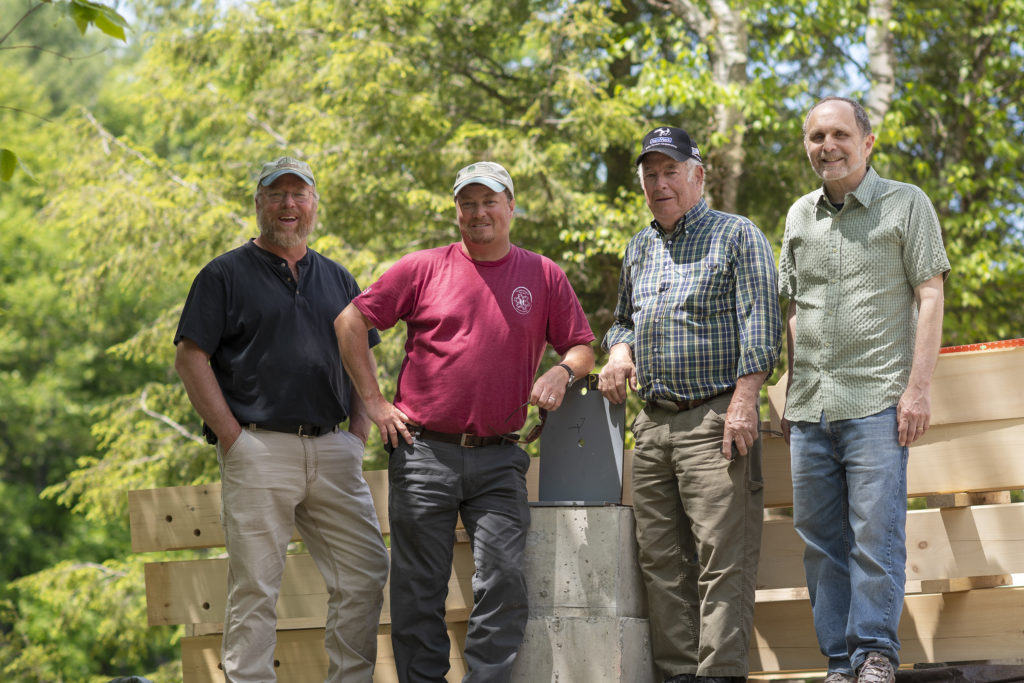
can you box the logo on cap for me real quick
[637,126,702,165]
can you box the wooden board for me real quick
[180,588,1024,679]
[128,473,389,553]
[131,463,542,553]
[901,417,1024,496]
[759,418,1024,508]
[145,543,476,629]
[749,586,1024,672]
[148,501,1024,628]
[756,503,1024,591]
[129,483,228,553]
[904,502,1024,582]
[181,625,468,683]
[766,345,1024,431]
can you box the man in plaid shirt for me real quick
[599,126,782,683]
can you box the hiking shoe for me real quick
[857,652,895,683]
[824,672,856,683]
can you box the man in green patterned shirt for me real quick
[779,97,949,683]
[599,126,782,683]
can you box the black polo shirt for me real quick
[174,240,379,427]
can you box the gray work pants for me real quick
[388,437,531,683]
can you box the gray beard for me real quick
[258,219,314,249]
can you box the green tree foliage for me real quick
[882,2,1024,342]
[0,0,128,179]
[1,0,1021,678]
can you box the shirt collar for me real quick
[813,166,881,211]
[650,198,709,238]
[247,238,312,266]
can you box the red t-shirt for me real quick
[354,243,594,434]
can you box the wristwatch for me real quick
[557,363,575,388]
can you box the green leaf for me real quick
[72,0,129,41]
[65,2,92,35]
[57,0,129,40]
[1,148,16,181]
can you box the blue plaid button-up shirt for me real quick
[603,199,782,401]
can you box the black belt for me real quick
[408,425,518,448]
[246,422,338,437]
[647,389,732,413]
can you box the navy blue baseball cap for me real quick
[636,127,703,165]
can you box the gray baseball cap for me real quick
[258,156,316,187]
[453,161,514,199]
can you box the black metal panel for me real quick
[536,374,626,505]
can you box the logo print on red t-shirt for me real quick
[511,286,533,315]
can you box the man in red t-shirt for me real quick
[336,161,594,682]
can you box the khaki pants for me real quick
[631,393,764,678]
[218,428,389,682]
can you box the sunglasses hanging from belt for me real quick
[489,402,548,445]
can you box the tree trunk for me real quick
[865,0,895,131]
[649,0,748,213]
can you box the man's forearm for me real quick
[907,276,944,393]
[785,300,796,393]
[174,339,239,442]
[734,371,769,408]
[335,304,384,404]
[560,343,596,380]
[347,346,379,442]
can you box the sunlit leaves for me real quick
[53,0,129,42]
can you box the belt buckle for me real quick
[459,433,477,448]
[297,425,317,438]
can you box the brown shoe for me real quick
[824,672,856,683]
[857,652,895,683]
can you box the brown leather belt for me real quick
[646,390,732,413]
[409,425,518,448]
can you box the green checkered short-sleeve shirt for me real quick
[779,168,951,422]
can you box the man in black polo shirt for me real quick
[174,156,389,682]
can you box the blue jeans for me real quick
[790,407,908,675]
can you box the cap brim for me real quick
[260,169,315,186]
[636,147,691,166]
[453,177,508,196]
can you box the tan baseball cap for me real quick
[453,161,514,199]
